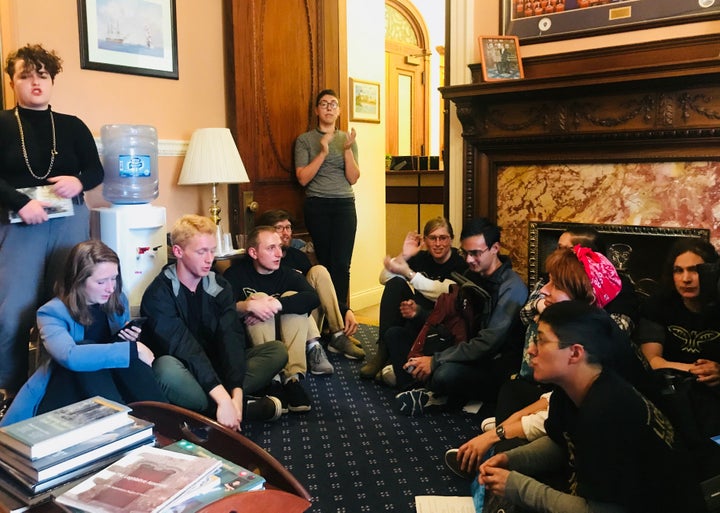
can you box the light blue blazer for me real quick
[0,294,131,426]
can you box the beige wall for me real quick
[0,0,227,230]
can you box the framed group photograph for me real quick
[478,36,524,82]
[349,78,381,123]
[77,0,178,79]
[503,0,720,44]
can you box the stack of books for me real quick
[55,441,266,513]
[0,397,155,512]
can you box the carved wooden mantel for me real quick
[441,35,720,223]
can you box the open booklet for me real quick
[8,185,74,224]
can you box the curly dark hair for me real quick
[5,43,63,80]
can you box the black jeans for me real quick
[38,359,167,414]
[304,196,357,309]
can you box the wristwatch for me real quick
[495,424,506,441]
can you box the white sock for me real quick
[332,331,343,339]
[306,339,320,352]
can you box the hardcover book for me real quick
[0,417,154,485]
[7,185,74,224]
[161,439,266,512]
[55,445,222,513]
[0,397,132,460]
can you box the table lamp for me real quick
[178,128,250,226]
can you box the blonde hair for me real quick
[171,215,215,249]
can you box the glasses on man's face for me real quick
[318,100,339,110]
[425,234,450,243]
[459,247,490,259]
[274,224,292,233]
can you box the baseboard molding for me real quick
[350,285,383,311]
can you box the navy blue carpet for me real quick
[243,324,487,513]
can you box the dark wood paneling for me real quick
[441,35,720,223]
[225,0,343,234]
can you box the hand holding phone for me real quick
[112,317,148,342]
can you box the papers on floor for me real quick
[415,495,476,513]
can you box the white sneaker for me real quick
[481,416,496,432]
[307,344,334,375]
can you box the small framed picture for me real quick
[478,35,524,82]
[77,0,178,79]
[349,78,381,123]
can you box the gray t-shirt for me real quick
[294,128,358,198]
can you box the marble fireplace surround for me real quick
[441,35,720,283]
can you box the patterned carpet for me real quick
[243,324,485,513]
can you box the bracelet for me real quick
[406,271,416,281]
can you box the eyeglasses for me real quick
[459,247,490,259]
[274,224,292,233]
[425,235,451,243]
[318,100,339,110]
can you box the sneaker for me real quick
[284,379,311,413]
[307,344,334,375]
[245,396,282,422]
[380,364,396,387]
[444,448,476,480]
[481,416,497,433]
[350,336,363,347]
[328,334,366,360]
[267,381,288,414]
[395,388,447,417]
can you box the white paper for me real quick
[415,495,476,513]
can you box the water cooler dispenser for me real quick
[96,124,167,317]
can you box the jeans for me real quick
[152,340,287,413]
[304,196,356,309]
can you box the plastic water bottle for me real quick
[101,124,159,204]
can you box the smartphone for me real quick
[112,317,148,341]
[121,317,147,331]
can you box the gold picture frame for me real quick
[349,78,381,123]
[478,35,524,82]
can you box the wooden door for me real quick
[385,0,430,157]
[225,0,345,235]
[385,47,427,156]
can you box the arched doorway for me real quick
[384,0,445,252]
[385,0,430,156]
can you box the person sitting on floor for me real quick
[2,240,167,425]
[141,215,287,430]
[393,217,527,416]
[445,245,658,479]
[224,226,321,414]
[360,217,467,382]
[635,237,720,480]
[254,209,365,374]
[480,301,706,513]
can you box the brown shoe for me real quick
[359,340,388,379]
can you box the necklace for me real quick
[14,106,57,180]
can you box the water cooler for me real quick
[96,125,167,317]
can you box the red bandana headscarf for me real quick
[573,245,622,308]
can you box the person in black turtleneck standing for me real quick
[0,44,104,415]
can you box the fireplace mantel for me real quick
[441,35,720,222]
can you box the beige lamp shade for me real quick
[178,128,250,185]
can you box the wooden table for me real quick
[9,401,311,512]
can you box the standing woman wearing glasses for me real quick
[295,89,359,323]
[360,217,467,380]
